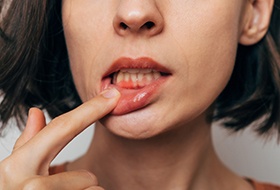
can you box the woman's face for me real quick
[62,0,247,139]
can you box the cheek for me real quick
[62,2,111,101]
[166,4,241,115]
[177,6,239,80]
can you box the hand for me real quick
[0,88,120,190]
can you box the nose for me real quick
[113,0,164,37]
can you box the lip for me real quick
[101,57,172,115]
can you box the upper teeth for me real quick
[113,69,161,88]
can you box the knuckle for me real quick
[86,186,105,190]
[0,159,18,178]
[79,170,99,185]
[95,186,105,190]
[49,115,70,129]
[22,178,49,190]
[0,164,9,187]
[0,157,28,188]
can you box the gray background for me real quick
[0,118,280,185]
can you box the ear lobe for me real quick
[239,0,274,46]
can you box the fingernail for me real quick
[28,108,33,117]
[101,88,120,99]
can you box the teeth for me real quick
[138,73,144,81]
[124,72,130,81]
[131,73,137,82]
[113,70,162,88]
[115,72,124,84]
[145,73,153,82]
[153,72,161,79]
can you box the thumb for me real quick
[13,108,46,151]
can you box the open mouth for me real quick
[101,57,171,115]
[108,69,170,89]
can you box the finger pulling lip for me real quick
[101,57,172,115]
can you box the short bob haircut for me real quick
[0,1,280,137]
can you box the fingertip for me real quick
[14,108,46,150]
[100,88,120,99]
[29,107,44,114]
[28,107,45,122]
[26,107,46,133]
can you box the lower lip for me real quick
[101,77,168,115]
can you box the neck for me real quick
[69,117,252,190]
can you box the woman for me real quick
[0,0,280,189]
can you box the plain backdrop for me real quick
[1,0,279,186]
[0,118,280,185]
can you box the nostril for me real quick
[143,21,155,29]
[120,22,128,29]
[119,21,155,31]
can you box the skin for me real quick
[0,0,274,189]
[62,0,273,139]
[0,89,120,189]
[63,0,241,139]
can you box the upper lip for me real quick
[102,57,172,79]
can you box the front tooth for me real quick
[137,73,144,81]
[114,70,161,86]
[131,73,137,82]
[116,72,124,84]
[124,72,130,81]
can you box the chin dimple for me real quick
[112,69,161,89]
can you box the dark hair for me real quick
[0,0,81,135]
[0,1,280,137]
[214,3,280,137]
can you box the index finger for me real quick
[22,88,120,167]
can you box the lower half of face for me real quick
[62,0,244,139]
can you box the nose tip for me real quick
[114,18,163,36]
[113,3,164,37]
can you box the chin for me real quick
[99,106,171,140]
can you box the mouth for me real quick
[109,68,170,89]
[101,57,172,115]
